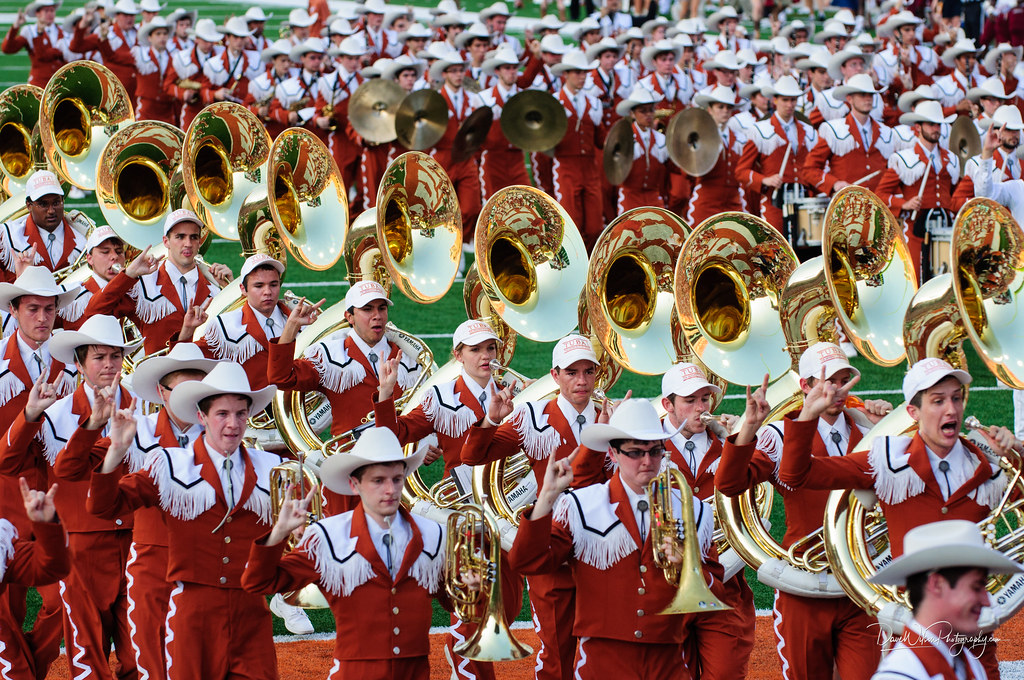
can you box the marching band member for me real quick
[0,267,77,680]
[203,17,262,106]
[270,38,327,133]
[88,363,283,680]
[166,8,193,55]
[735,75,818,241]
[700,49,744,106]
[635,40,689,112]
[873,12,937,92]
[243,427,450,679]
[794,50,834,124]
[357,0,398,63]
[875,100,960,282]
[716,343,889,680]
[430,49,484,241]
[778,356,1016,677]
[801,73,894,195]
[983,43,1024,110]
[164,18,222,130]
[687,85,745,224]
[705,6,747,55]
[285,9,318,48]
[478,45,530,198]
[597,0,632,38]
[70,0,140,101]
[137,0,160,26]
[85,209,230,355]
[586,37,628,224]
[245,39,294,139]
[551,49,604,250]
[954,104,1022,209]
[315,36,365,211]
[614,88,668,212]
[519,34,566,196]
[395,22,429,59]
[458,22,492,89]
[243,7,272,54]
[509,398,714,679]
[0,171,89,284]
[965,77,1013,135]
[134,16,177,124]
[480,1,520,57]
[870,521,1020,680]
[372,319,523,680]
[58,226,128,331]
[972,116,1024,222]
[0,315,140,679]
[462,334,604,680]
[1,0,67,87]
[823,49,885,123]
[932,39,982,114]
[613,28,643,92]
[814,21,851,56]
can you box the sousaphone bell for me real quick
[0,84,44,196]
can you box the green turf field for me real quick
[4,0,1018,636]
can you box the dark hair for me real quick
[905,566,978,611]
[351,459,407,482]
[909,376,965,409]
[158,368,208,391]
[241,263,282,290]
[74,345,125,365]
[197,393,253,415]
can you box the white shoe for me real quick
[68,186,86,199]
[270,593,314,635]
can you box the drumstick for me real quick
[771,142,792,203]
[851,170,881,186]
[908,157,931,223]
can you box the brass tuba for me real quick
[40,60,134,190]
[446,504,533,660]
[0,85,44,196]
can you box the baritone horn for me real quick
[40,60,134,190]
[649,468,730,615]
[268,454,330,609]
[446,504,533,661]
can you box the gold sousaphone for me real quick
[0,84,44,224]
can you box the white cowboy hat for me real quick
[169,361,276,424]
[132,342,220,404]
[615,86,663,117]
[192,18,224,44]
[167,8,195,25]
[112,0,139,15]
[935,27,966,47]
[573,17,602,43]
[674,18,700,35]
[25,0,62,18]
[328,35,365,58]
[707,5,739,33]
[63,7,85,32]
[870,520,1021,586]
[766,75,802,98]
[361,59,387,79]
[384,9,410,30]
[540,34,568,55]
[381,54,426,80]
[984,43,1023,75]
[672,33,694,48]
[0,266,78,310]
[533,14,566,33]
[826,48,866,81]
[137,0,164,12]
[397,23,432,42]
[552,49,591,75]
[897,84,937,112]
[789,42,817,60]
[428,51,467,81]
[813,20,848,43]
[615,27,643,46]
[356,0,387,14]
[482,44,519,76]
[220,16,253,38]
[993,104,1024,131]
[833,73,881,98]
[581,398,683,451]
[779,19,811,41]
[479,1,511,20]
[879,10,922,35]
[737,48,766,69]
[320,426,428,495]
[290,37,326,63]
[244,7,272,22]
[941,38,980,68]
[261,38,292,63]
[704,49,741,71]
[694,84,738,108]
[138,15,169,44]
[455,21,490,48]
[420,40,458,62]
[585,37,624,62]
[287,8,318,27]
[640,39,681,71]
[967,76,1012,103]
[434,12,468,28]
[899,99,957,126]
[640,16,669,37]
[795,50,830,71]
[768,36,792,55]
[329,18,356,37]
[50,314,142,364]
[853,32,879,51]
[832,8,857,28]
[430,0,458,15]
[739,81,766,99]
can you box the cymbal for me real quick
[950,114,981,178]
[501,90,568,152]
[603,117,634,186]
[452,106,493,164]
[348,79,406,144]
[666,107,722,176]
[395,89,449,151]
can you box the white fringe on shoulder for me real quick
[749,123,786,156]
[129,278,177,324]
[57,290,91,323]
[553,491,637,570]
[304,339,366,394]
[0,369,26,407]
[820,120,857,157]
[203,321,264,364]
[890,151,927,186]
[868,436,925,505]
[409,544,445,593]
[147,451,217,520]
[0,518,16,582]
[301,523,375,597]
[511,403,561,461]
[38,415,63,467]
[421,385,477,439]
[54,370,76,400]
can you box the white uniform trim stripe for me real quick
[574,636,590,680]
[164,581,185,677]
[124,542,148,680]
[447,620,478,679]
[58,580,91,680]
[772,591,792,680]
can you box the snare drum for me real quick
[930,233,952,276]
[796,197,830,246]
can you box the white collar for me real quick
[204,442,242,468]
[458,368,493,402]
[556,393,596,432]
[348,331,389,362]
[15,332,50,369]
[163,258,199,284]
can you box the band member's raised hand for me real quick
[25,372,58,422]
[597,389,632,424]
[13,245,37,277]
[267,488,315,546]
[20,478,57,523]
[86,373,122,430]
[13,8,26,30]
[101,405,138,473]
[981,124,1001,160]
[280,297,325,344]
[484,383,514,427]
[376,355,400,402]
[532,448,578,519]
[734,373,770,446]
[179,297,212,341]
[126,244,163,279]
[207,262,234,286]
[861,398,893,424]
[978,424,1021,459]
[423,444,443,465]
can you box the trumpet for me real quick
[445,504,532,661]
[648,468,731,615]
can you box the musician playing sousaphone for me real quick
[778,357,1019,677]
[687,85,745,225]
[509,399,714,679]
[58,226,129,331]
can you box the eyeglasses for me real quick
[614,445,666,460]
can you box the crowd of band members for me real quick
[4,1,1024,679]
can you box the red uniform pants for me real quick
[772,591,880,680]
[530,152,554,196]
[327,656,428,680]
[617,187,664,213]
[527,568,576,680]
[901,218,925,284]
[59,530,136,680]
[573,637,685,679]
[0,582,63,680]
[431,152,482,244]
[552,155,603,250]
[164,582,277,680]
[479,148,530,199]
[136,98,176,125]
[681,574,756,679]
[125,543,170,680]
[329,131,364,215]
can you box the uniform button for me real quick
[391,588,397,595]
[222,557,230,564]
[219,576,227,584]
[941,506,948,514]
[226,516,233,523]
[115,519,123,526]
[638,587,645,595]
[224,536,231,544]
[639,566,647,573]
[693,487,699,495]
[393,627,400,635]
[637,609,645,617]
[393,607,400,615]
[393,646,400,655]
[634,631,643,639]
